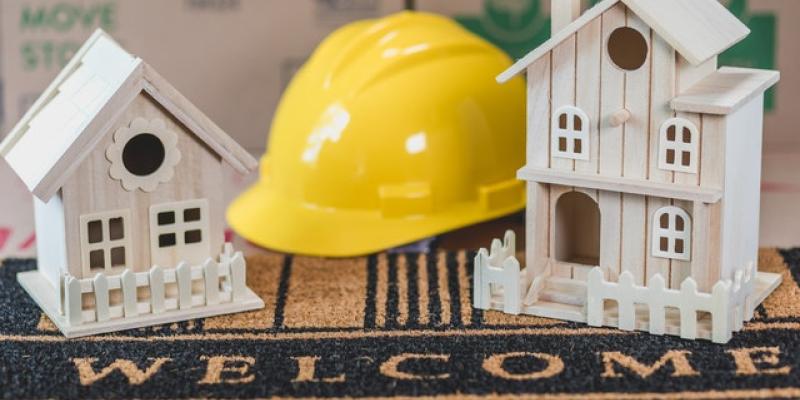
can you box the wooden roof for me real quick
[671,67,780,115]
[497,0,750,83]
[0,29,257,202]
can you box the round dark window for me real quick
[122,133,166,176]
[608,27,648,71]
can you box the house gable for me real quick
[497,0,749,83]
[61,92,227,277]
[0,29,257,203]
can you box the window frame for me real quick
[658,118,699,174]
[79,209,132,277]
[552,106,590,161]
[652,206,692,261]
[149,199,210,266]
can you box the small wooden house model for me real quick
[474,0,781,343]
[0,30,264,337]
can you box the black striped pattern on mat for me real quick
[2,248,800,399]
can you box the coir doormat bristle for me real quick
[2,248,800,399]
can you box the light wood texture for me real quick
[672,113,702,185]
[609,110,630,127]
[621,194,647,285]
[677,55,717,94]
[148,199,211,268]
[623,0,749,65]
[550,37,578,171]
[719,95,765,281]
[622,12,652,182]
[18,268,264,338]
[552,0,581,36]
[1,30,141,200]
[0,31,256,202]
[499,0,748,82]
[498,0,618,82]
[645,197,670,286]
[648,33,676,184]
[599,3,626,178]
[691,115,726,290]
[574,17,602,175]
[526,182,551,283]
[141,63,257,173]
[62,94,226,278]
[671,67,780,115]
[518,167,722,203]
[599,191,622,280]
[669,200,693,289]
[549,185,573,278]
[33,194,68,288]
[526,58,551,166]
[474,232,521,315]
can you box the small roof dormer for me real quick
[0,29,257,203]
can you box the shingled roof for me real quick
[0,29,257,202]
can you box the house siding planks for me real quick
[524,3,729,290]
[62,93,226,278]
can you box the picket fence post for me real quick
[150,265,165,314]
[617,272,636,331]
[204,258,220,306]
[121,269,138,318]
[586,267,605,327]
[177,262,192,310]
[502,257,521,315]
[93,273,110,322]
[648,274,666,335]
[64,276,82,326]
[711,280,731,343]
[473,249,484,309]
[231,253,247,301]
[679,278,699,340]
[475,249,490,309]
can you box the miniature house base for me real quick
[474,231,781,344]
[18,244,264,338]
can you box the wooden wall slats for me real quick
[670,198,694,289]
[575,18,602,175]
[550,185,573,278]
[622,13,652,181]
[648,34,676,184]
[599,191,622,281]
[599,3,627,178]
[527,182,551,283]
[551,36,578,172]
[527,58,552,167]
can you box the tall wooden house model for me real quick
[473,0,781,343]
[0,30,264,337]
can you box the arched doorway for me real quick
[555,191,600,266]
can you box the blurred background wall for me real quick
[0,0,797,257]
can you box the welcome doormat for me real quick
[2,248,800,399]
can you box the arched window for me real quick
[552,106,590,160]
[652,206,691,261]
[659,118,699,173]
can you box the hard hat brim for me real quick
[227,181,525,258]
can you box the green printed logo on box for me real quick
[19,2,117,71]
[455,0,776,110]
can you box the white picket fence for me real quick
[586,263,756,343]
[473,230,521,315]
[60,244,247,326]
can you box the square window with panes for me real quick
[151,200,208,251]
[79,210,131,276]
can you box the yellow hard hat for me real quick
[228,11,525,257]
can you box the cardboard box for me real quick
[0,0,405,258]
[418,0,800,247]
[418,0,799,152]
